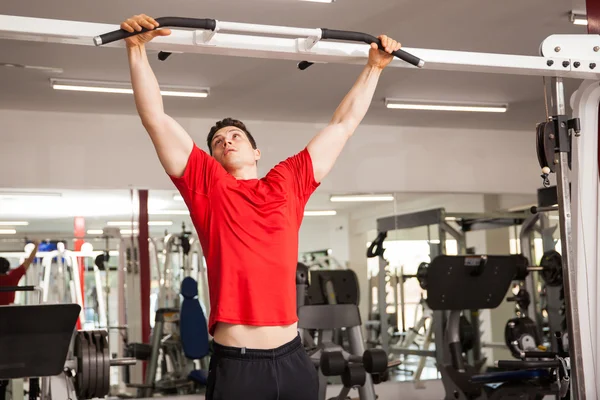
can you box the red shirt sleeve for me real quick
[169,144,227,207]
[7,265,26,285]
[267,147,320,208]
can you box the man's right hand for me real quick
[121,14,172,48]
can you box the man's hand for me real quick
[368,35,402,70]
[121,14,171,48]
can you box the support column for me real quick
[588,0,600,174]
[138,190,151,344]
[74,216,85,330]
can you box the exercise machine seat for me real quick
[180,277,210,360]
[470,369,550,384]
[180,277,210,386]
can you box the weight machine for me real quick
[0,13,598,399]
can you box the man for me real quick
[0,241,39,399]
[121,14,401,400]
[0,241,39,306]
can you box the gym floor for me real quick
[126,379,447,400]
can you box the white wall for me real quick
[0,109,542,194]
[299,214,350,266]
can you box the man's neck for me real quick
[229,166,258,180]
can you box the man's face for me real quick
[210,127,260,171]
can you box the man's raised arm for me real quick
[306,35,401,183]
[124,14,194,178]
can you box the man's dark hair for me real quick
[0,257,9,275]
[206,118,258,155]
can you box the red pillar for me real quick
[138,190,151,344]
[586,0,600,173]
[74,216,85,330]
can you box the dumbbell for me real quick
[320,349,396,387]
[320,351,366,387]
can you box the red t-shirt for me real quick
[170,145,320,336]
[0,265,26,305]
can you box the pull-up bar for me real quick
[93,16,425,69]
[1,14,599,79]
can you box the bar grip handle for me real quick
[94,17,217,46]
[320,28,424,68]
[0,286,37,292]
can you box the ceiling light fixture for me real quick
[304,210,337,216]
[570,12,588,26]
[330,194,394,202]
[87,229,104,235]
[0,221,29,226]
[300,0,334,3]
[385,99,508,113]
[0,229,17,235]
[107,221,173,226]
[149,210,190,216]
[0,191,62,199]
[51,79,209,98]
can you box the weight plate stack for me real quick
[74,330,111,399]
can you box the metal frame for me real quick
[0,14,598,399]
[0,15,598,78]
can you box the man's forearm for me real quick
[128,45,165,121]
[330,64,383,132]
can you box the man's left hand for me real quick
[368,35,401,70]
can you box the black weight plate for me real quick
[416,262,428,290]
[74,332,85,398]
[540,250,563,286]
[99,330,109,398]
[342,364,366,388]
[80,332,91,399]
[92,331,103,399]
[87,331,98,399]
[363,349,387,373]
[320,351,345,376]
[102,330,110,398]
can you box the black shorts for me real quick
[206,334,319,400]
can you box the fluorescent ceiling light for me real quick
[173,195,184,201]
[300,0,334,3]
[87,229,104,235]
[385,99,508,113]
[107,221,173,226]
[0,221,29,226]
[149,210,190,215]
[51,79,209,98]
[330,194,394,202]
[120,229,139,235]
[570,12,588,25]
[0,229,17,235]
[304,210,337,216]
[0,191,62,199]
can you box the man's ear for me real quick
[254,148,261,161]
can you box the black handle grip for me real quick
[94,17,217,46]
[0,286,37,292]
[366,231,387,258]
[522,351,557,358]
[497,360,561,370]
[320,29,424,68]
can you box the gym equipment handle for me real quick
[496,360,561,370]
[320,29,424,68]
[110,358,138,366]
[522,351,557,358]
[530,205,559,214]
[93,17,217,46]
[0,286,37,292]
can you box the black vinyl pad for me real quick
[0,304,80,379]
